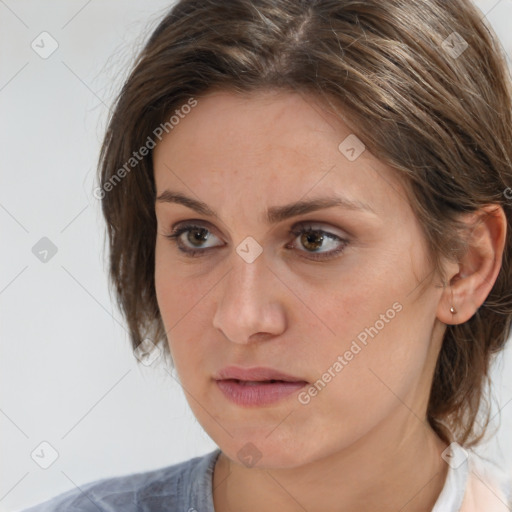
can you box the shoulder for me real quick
[20,449,221,512]
[460,451,512,512]
[433,443,512,512]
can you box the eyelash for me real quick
[163,222,349,261]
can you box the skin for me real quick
[152,89,507,512]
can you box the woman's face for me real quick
[153,89,447,468]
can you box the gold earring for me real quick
[450,287,457,314]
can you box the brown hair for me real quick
[97,0,512,447]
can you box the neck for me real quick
[213,412,449,512]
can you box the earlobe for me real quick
[437,276,463,326]
[437,204,507,326]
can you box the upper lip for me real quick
[215,366,308,383]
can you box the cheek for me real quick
[318,300,432,424]
[154,245,214,376]
[296,321,427,454]
[307,266,433,411]
[154,242,203,326]
[154,248,178,328]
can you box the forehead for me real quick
[155,88,354,159]
[152,89,409,219]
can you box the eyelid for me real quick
[166,219,221,241]
[290,221,348,239]
[171,218,223,235]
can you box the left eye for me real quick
[287,224,348,261]
[163,222,349,261]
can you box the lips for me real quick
[214,366,308,384]
[213,365,308,406]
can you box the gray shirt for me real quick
[20,444,511,511]
[21,449,221,512]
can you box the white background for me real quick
[1,1,511,511]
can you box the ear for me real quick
[437,204,507,325]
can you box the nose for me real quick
[212,251,287,344]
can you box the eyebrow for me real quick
[155,189,376,224]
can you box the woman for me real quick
[24,0,512,510]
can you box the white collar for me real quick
[432,442,469,512]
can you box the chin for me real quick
[217,434,323,470]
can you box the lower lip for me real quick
[215,379,308,406]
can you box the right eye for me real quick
[164,223,224,257]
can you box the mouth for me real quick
[214,365,308,383]
[214,366,308,406]
[225,379,303,385]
